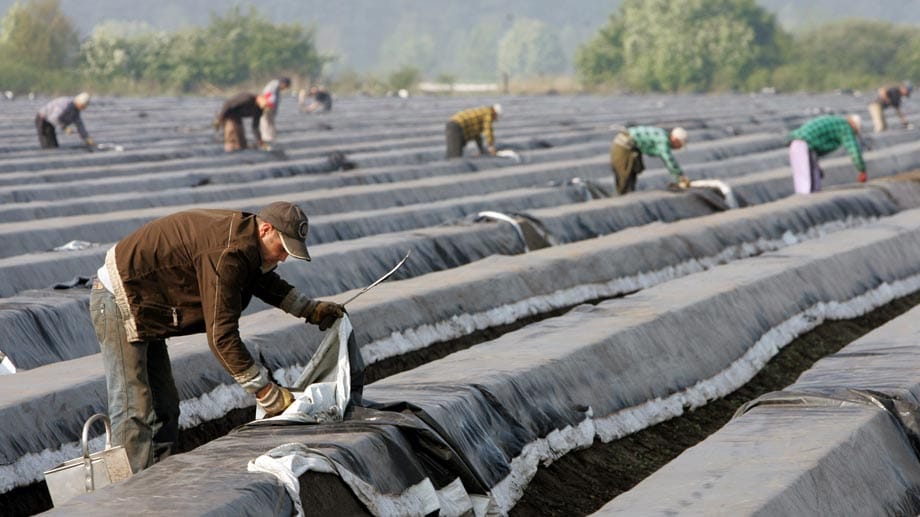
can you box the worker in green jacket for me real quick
[610,126,689,195]
[786,114,866,194]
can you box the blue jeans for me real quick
[90,284,180,474]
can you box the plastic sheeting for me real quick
[51,407,488,517]
[597,304,920,516]
[6,132,920,261]
[597,402,920,516]
[0,130,610,217]
[0,221,525,370]
[0,135,782,257]
[4,90,920,506]
[32,208,920,515]
[0,183,901,493]
[5,180,919,372]
[5,137,920,298]
[0,288,97,370]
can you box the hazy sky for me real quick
[0,0,913,33]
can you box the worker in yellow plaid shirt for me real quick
[445,104,502,158]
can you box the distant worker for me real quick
[215,92,266,152]
[610,126,689,195]
[445,104,501,158]
[868,81,912,133]
[35,92,94,149]
[300,85,333,113]
[259,76,291,150]
[786,114,866,194]
[90,201,346,473]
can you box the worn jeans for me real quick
[35,115,58,149]
[445,120,465,158]
[90,284,180,474]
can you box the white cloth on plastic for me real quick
[689,179,740,208]
[255,315,352,423]
[0,352,14,375]
[53,240,99,252]
[248,442,480,517]
[496,149,521,162]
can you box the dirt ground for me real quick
[509,290,920,516]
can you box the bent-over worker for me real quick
[35,92,94,149]
[446,104,501,158]
[90,201,345,473]
[786,114,866,194]
[610,126,689,195]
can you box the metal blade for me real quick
[341,250,411,306]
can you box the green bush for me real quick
[387,66,421,92]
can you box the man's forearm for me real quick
[279,288,317,318]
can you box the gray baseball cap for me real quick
[258,201,311,261]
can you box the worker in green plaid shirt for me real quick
[610,126,689,195]
[786,114,867,194]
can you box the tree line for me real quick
[0,0,327,94]
[2,0,918,95]
[576,0,920,93]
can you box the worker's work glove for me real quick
[256,382,295,418]
[677,176,691,189]
[857,171,868,183]
[307,301,346,331]
[85,138,95,147]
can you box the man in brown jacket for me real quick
[90,201,345,473]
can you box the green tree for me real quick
[0,0,78,69]
[80,20,162,81]
[115,6,330,92]
[576,0,786,92]
[387,65,420,91]
[497,18,566,79]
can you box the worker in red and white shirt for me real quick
[258,77,291,150]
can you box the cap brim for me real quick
[279,233,311,261]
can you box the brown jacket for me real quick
[104,209,311,385]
